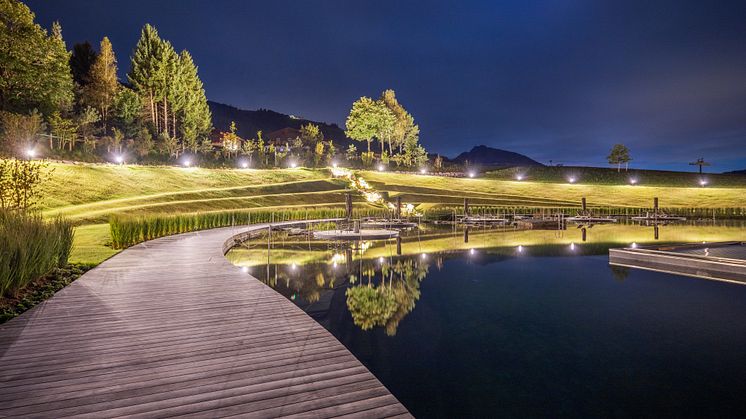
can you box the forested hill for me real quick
[208,101,351,145]
[453,145,543,167]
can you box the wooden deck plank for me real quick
[0,222,410,418]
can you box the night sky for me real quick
[27,0,746,171]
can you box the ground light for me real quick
[568,177,576,184]
[421,253,428,260]
[25,148,36,159]
[240,161,248,169]
[114,155,124,164]
[570,242,576,251]
[182,159,192,167]
[468,171,476,178]
[700,179,708,187]
[332,161,338,168]
[629,178,638,185]
[420,168,427,174]
[290,162,297,168]
[630,242,638,249]
[517,245,524,253]
[516,174,524,181]
[378,164,385,171]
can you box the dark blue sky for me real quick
[28,0,746,171]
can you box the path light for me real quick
[421,253,428,260]
[699,179,707,187]
[25,148,36,159]
[629,178,637,185]
[332,161,338,168]
[240,161,248,169]
[630,242,638,249]
[377,164,385,172]
[182,159,192,168]
[419,168,427,175]
[290,263,297,270]
[517,245,523,253]
[468,171,476,178]
[469,249,476,256]
[290,161,297,168]
[241,266,249,273]
[379,256,385,264]
[114,155,124,164]
[516,174,524,181]
[570,242,576,251]
[568,177,576,184]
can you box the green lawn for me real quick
[360,171,746,209]
[43,163,746,266]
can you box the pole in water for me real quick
[581,227,587,242]
[396,196,402,220]
[396,236,402,255]
[581,197,587,212]
[345,193,353,220]
[464,198,470,217]
[463,226,469,243]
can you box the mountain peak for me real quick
[452,145,543,167]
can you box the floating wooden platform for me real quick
[313,229,400,240]
[0,221,410,418]
[609,241,746,284]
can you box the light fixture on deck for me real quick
[241,266,249,273]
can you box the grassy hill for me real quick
[361,170,746,209]
[486,166,746,187]
[39,163,746,265]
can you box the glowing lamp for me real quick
[568,177,576,184]
[114,155,124,164]
[516,175,523,181]
[241,161,248,169]
[377,165,385,171]
[629,178,637,185]
[419,168,427,174]
[468,171,476,178]
[25,148,36,158]
[183,159,192,167]
[699,180,707,187]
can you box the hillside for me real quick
[209,101,353,147]
[452,145,543,167]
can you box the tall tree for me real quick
[0,0,73,115]
[83,37,118,133]
[345,97,395,155]
[128,24,165,132]
[70,41,97,87]
[177,51,211,151]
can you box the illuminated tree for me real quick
[82,37,118,133]
[345,97,395,155]
[220,121,242,158]
[0,111,44,153]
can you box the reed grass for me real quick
[0,210,74,297]
[109,206,390,249]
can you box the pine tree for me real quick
[83,37,118,133]
[177,51,211,150]
[70,42,97,87]
[128,24,165,132]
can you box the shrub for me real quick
[0,210,74,297]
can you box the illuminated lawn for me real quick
[361,171,746,209]
[70,223,119,265]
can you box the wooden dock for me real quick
[610,242,746,285]
[0,222,410,418]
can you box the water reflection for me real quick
[226,221,746,335]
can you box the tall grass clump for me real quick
[109,206,392,249]
[0,210,74,297]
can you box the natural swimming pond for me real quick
[226,221,746,418]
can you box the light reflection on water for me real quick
[226,220,746,417]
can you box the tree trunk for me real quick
[163,98,168,137]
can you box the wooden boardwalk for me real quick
[0,223,410,418]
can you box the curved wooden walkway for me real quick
[0,223,410,418]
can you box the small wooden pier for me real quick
[0,221,410,418]
[610,242,746,284]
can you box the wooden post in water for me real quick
[582,227,587,242]
[581,197,587,213]
[345,193,353,220]
[463,226,469,243]
[464,198,470,217]
[396,236,402,255]
[395,196,402,220]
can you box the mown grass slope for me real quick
[361,171,746,209]
[487,166,746,187]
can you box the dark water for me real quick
[228,224,746,418]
